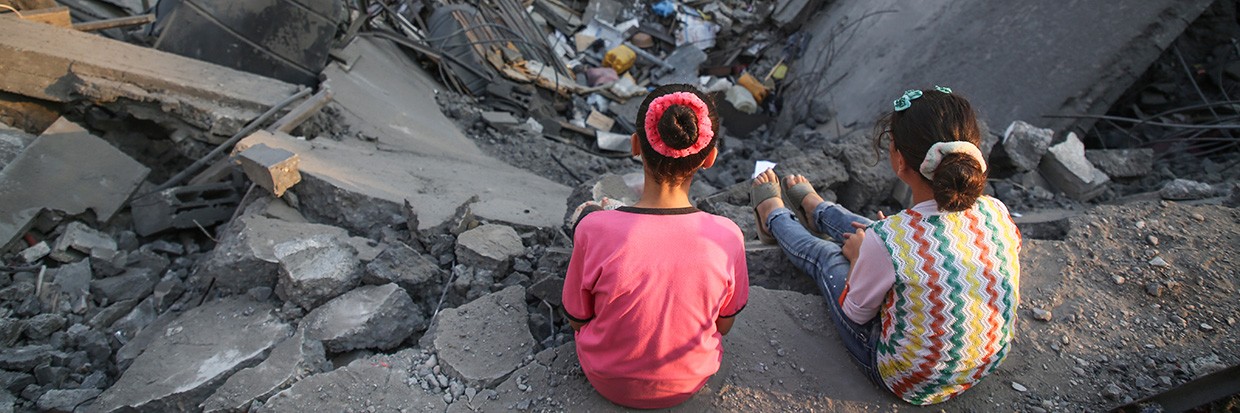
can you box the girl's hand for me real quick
[842,227,865,264]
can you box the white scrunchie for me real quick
[918,141,987,180]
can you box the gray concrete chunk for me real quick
[273,235,361,311]
[193,215,351,295]
[200,328,327,413]
[1085,148,1154,178]
[0,345,63,372]
[263,349,447,412]
[1160,179,1218,200]
[237,142,301,198]
[52,259,91,313]
[420,286,534,388]
[362,242,442,296]
[455,224,524,274]
[1002,121,1054,172]
[89,297,291,413]
[49,221,118,263]
[0,119,148,250]
[1039,132,1110,201]
[303,283,423,353]
[36,388,100,413]
[90,268,159,305]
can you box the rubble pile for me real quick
[0,0,1238,412]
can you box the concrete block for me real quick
[480,111,520,127]
[36,388,99,413]
[90,297,291,413]
[1160,179,1217,200]
[49,221,117,263]
[17,241,49,264]
[362,242,443,299]
[0,318,21,348]
[192,215,350,295]
[1002,121,1054,172]
[52,259,91,313]
[263,349,447,412]
[274,235,362,311]
[0,120,148,249]
[200,328,327,413]
[0,370,33,394]
[1085,148,1154,178]
[455,224,524,274]
[21,313,64,340]
[303,283,423,353]
[420,286,535,388]
[237,143,301,197]
[1038,132,1110,201]
[130,182,241,237]
[90,268,158,305]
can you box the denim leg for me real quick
[766,209,883,385]
[811,202,874,243]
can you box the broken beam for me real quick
[73,14,155,32]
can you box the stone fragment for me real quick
[0,345,62,372]
[22,314,65,340]
[192,215,351,294]
[201,328,327,413]
[52,259,91,313]
[1011,382,1028,392]
[263,349,447,412]
[303,283,422,353]
[1031,308,1052,322]
[0,371,34,393]
[113,311,178,371]
[90,268,159,305]
[420,286,534,387]
[36,388,100,413]
[1084,148,1154,178]
[0,318,21,347]
[110,297,158,345]
[91,297,291,413]
[0,390,13,413]
[88,300,137,330]
[274,235,361,311]
[362,242,442,298]
[1039,132,1110,201]
[1149,256,1169,268]
[1145,283,1163,297]
[49,222,117,263]
[150,277,185,312]
[1159,179,1216,200]
[237,143,301,197]
[527,276,564,307]
[455,225,524,274]
[18,241,49,264]
[823,131,895,210]
[1001,121,1054,172]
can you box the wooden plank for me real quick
[73,14,155,31]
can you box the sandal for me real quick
[782,179,822,236]
[750,179,781,244]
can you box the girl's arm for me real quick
[839,227,897,324]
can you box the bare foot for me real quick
[783,174,826,213]
[754,169,784,234]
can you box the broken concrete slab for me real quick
[1085,148,1154,178]
[362,242,443,299]
[779,1,1215,139]
[420,286,534,388]
[191,214,351,295]
[36,388,100,413]
[237,142,301,197]
[200,328,327,413]
[303,283,423,353]
[90,297,291,413]
[273,234,362,311]
[51,259,91,313]
[455,224,525,274]
[0,125,33,170]
[90,268,158,305]
[0,118,149,249]
[0,18,302,142]
[823,131,895,210]
[1039,132,1110,201]
[0,345,64,372]
[1001,121,1054,172]
[1160,178,1218,200]
[262,349,447,412]
[49,221,117,263]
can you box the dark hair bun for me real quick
[657,105,699,150]
[931,153,987,212]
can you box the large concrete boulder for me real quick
[454,224,524,274]
[273,234,362,310]
[89,297,291,413]
[1000,121,1054,172]
[303,283,423,353]
[200,328,327,413]
[362,242,443,300]
[420,286,534,388]
[191,211,357,294]
[824,131,899,211]
[263,349,447,412]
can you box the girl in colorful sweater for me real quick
[563,84,749,409]
[751,86,1020,405]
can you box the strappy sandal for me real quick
[783,179,822,236]
[750,179,781,244]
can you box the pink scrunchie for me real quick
[644,92,714,158]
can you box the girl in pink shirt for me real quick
[562,84,749,409]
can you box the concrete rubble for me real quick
[454,224,525,274]
[302,283,422,353]
[272,234,361,311]
[420,286,535,388]
[1040,132,1112,201]
[199,328,327,413]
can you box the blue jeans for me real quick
[765,202,885,387]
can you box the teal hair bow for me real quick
[893,86,952,111]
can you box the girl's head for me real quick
[875,87,987,212]
[635,84,720,184]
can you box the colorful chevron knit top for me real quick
[868,196,1021,405]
